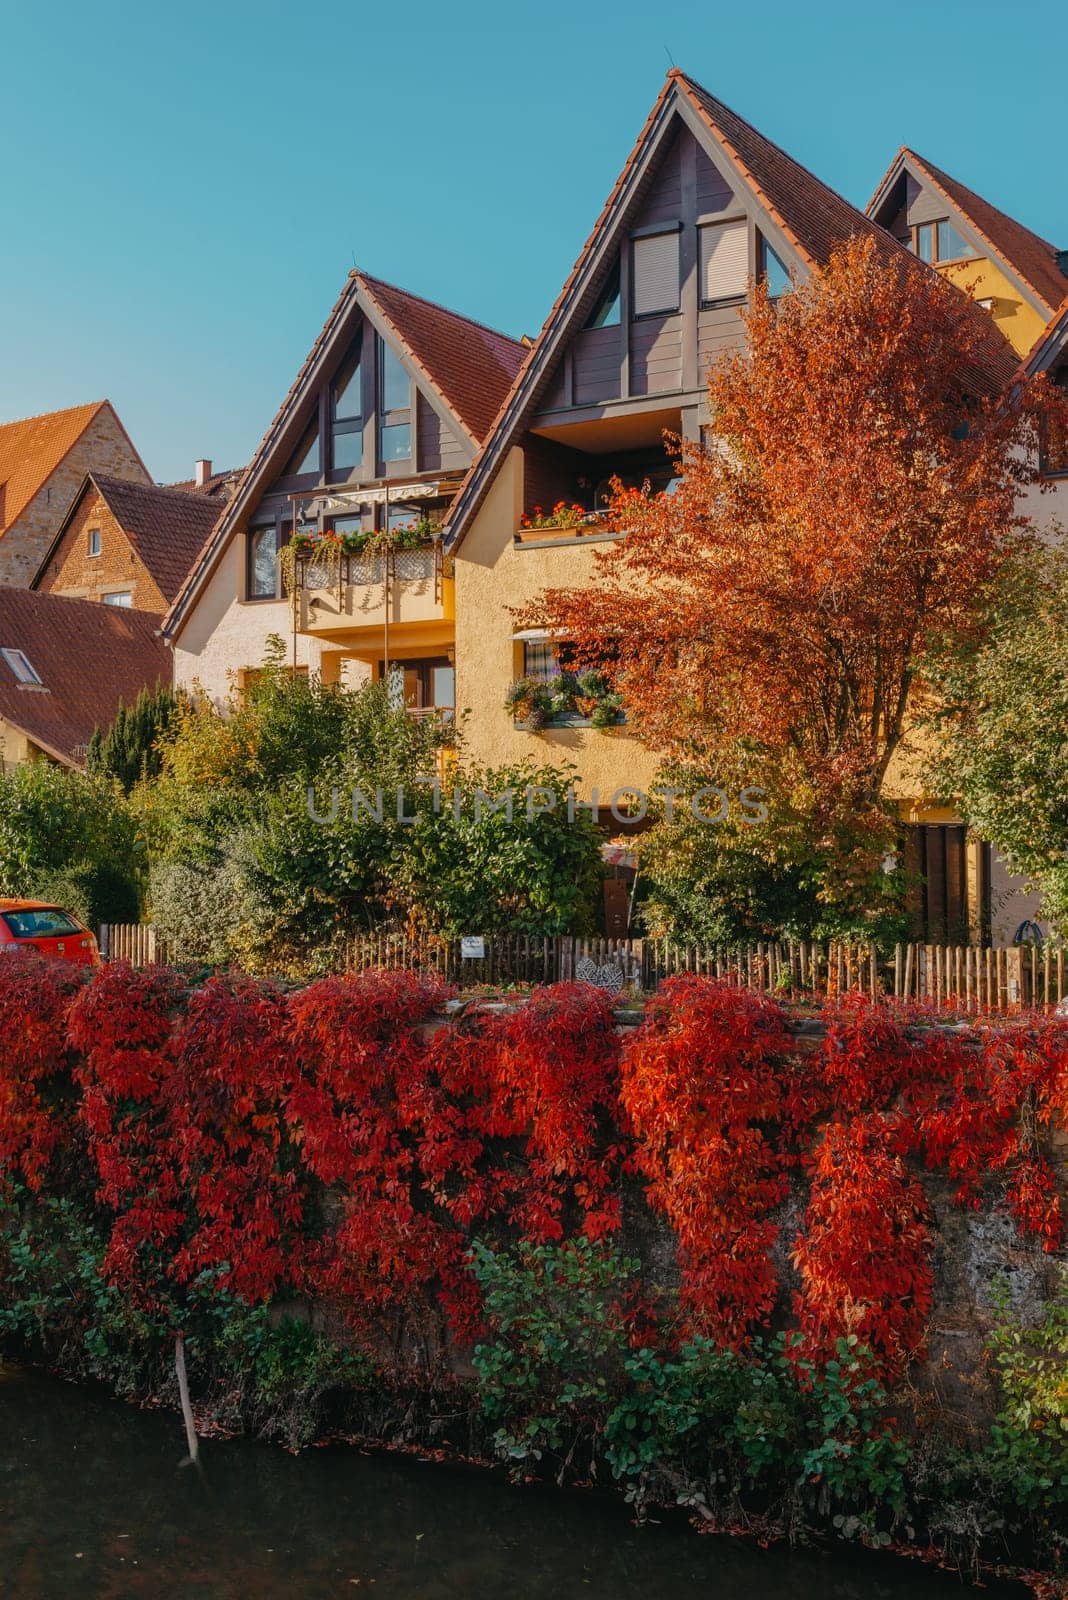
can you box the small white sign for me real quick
[460,936,486,959]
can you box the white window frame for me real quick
[1,648,43,686]
[102,591,134,608]
[87,527,102,558]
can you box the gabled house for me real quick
[0,589,169,770]
[440,69,1005,804]
[0,402,150,587]
[433,67,1025,936]
[31,473,225,613]
[161,273,525,708]
[867,149,1068,357]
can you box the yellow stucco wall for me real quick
[171,537,330,708]
[453,450,660,803]
[0,720,37,769]
[940,256,1049,357]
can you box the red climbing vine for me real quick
[620,975,801,1345]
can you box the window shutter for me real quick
[700,219,748,303]
[632,232,680,316]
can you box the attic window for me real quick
[331,345,363,473]
[378,338,411,465]
[915,219,976,265]
[699,219,748,305]
[87,528,102,557]
[1,648,43,687]
[584,262,621,329]
[283,419,320,480]
[633,231,680,317]
[760,236,791,298]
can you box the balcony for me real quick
[291,541,455,654]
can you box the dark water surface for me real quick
[0,1365,1024,1600]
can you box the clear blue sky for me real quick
[3,0,1066,482]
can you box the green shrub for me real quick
[0,762,142,924]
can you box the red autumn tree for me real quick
[526,237,1065,825]
[68,965,306,1461]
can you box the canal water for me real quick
[0,1365,1024,1599]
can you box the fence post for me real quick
[1005,947,1028,1010]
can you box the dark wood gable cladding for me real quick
[242,316,472,600]
[267,316,467,500]
[536,124,762,421]
[514,104,807,532]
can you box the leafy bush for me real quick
[0,761,142,924]
[985,1276,1068,1536]
[469,1237,641,1475]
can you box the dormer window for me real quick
[1,648,43,686]
[632,229,680,316]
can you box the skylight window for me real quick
[1,648,43,686]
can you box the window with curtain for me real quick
[247,524,278,599]
[523,639,559,680]
[632,231,680,316]
[699,219,748,304]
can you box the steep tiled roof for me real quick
[0,402,105,535]
[898,150,1068,315]
[674,71,900,272]
[88,476,225,603]
[444,69,1016,550]
[0,589,169,767]
[163,272,524,640]
[356,273,526,443]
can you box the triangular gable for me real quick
[30,472,224,603]
[0,401,152,536]
[867,149,1068,318]
[444,68,914,551]
[163,273,523,641]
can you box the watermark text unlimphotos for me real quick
[305,781,768,828]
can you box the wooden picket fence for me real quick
[97,923,170,965]
[95,925,1068,1014]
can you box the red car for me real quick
[0,900,101,967]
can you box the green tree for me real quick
[87,683,180,793]
[926,539,1068,929]
[0,762,141,924]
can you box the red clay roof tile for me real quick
[0,589,169,766]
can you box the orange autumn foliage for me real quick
[526,237,1067,810]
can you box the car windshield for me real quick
[1,907,82,938]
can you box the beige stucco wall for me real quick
[453,449,659,804]
[0,719,36,769]
[171,537,330,707]
[0,406,150,588]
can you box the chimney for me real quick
[194,458,212,488]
